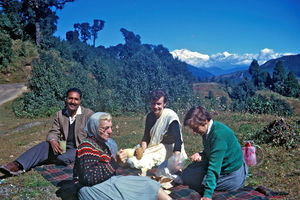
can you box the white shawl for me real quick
[148,108,181,147]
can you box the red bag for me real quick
[242,141,257,166]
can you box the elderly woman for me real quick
[181,106,248,200]
[74,112,171,200]
[128,90,187,171]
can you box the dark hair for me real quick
[150,89,167,103]
[184,106,212,126]
[66,88,82,99]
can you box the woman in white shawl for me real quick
[127,90,187,173]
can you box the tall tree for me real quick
[0,0,25,39]
[66,30,79,42]
[249,59,263,88]
[284,71,300,98]
[74,22,91,43]
[120,28,141,57]
[91,19,105,47]
[22,0,74,46]
[262,71,273,89]
[248,59,260,75]
[272,60,286,94]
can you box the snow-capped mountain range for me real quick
[170,48,293,70]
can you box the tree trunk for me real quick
[93,36,96,47]
[35,21,40,46]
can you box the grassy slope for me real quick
[0,100,299,199]
[0,40,38,84]
[193,82,231,100]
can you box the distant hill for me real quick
[187,64,213,80]
[215,54,300,83]
[215,70,251,83]
[201,65,249,76]
[187,64,249,81]
[260,54,300,77]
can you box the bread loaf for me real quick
[135,147,144,160]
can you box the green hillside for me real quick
[261,54,300,78]
[0,1,299,199]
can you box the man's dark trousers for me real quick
[15,141,76,171]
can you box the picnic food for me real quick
[125,148,135,158]
[140,167,149,176]
[135,147,144,160]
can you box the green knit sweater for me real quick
[202,121,243,198]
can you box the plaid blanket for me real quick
[35,164,288,200]
[35,164,74,187]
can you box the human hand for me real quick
[116,149,127,164]
[201,197,211,200]
[141,141,147,152]
[190,152,202,162]
[50,140,62,154]
[173,151,182,171]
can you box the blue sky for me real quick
[55,0,300,56]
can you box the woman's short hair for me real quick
[184,106,212,126]
[150,89,167,103]
[99,113,112,122]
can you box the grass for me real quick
[0,101,299,199]
[193,82,231,100]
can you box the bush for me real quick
[270,95,293,116]
[231,94,293,116]
[0,33,13,72]
[13,50,67,117]
[251,118,299,149]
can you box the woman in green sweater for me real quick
[181,106,248,200]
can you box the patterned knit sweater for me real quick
[73,137,118,186]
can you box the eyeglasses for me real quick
[99,126,112,132]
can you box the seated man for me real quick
[0,88,94,176]
[127,89,187,170]
[181,106,248,200]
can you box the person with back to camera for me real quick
[0,88,94,176]
[74,112,171,200]
[127,89,187,174]
[181,106,248,200]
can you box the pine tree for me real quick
[249,59,264,88]
[272,60,286,94]
[284,71,300,98]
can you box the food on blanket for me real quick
[140,167,149,176]
[124,148,135,158]
[151,176,173,189]
[135,147,144,160]
[160,177,173,183]
[161,181,173,190]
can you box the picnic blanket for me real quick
[35,164,288,200]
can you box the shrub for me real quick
[231,94,293,116]
[0,33,13,72]
[251,118,299,149]
[13,50,67,117]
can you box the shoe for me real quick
[0,161,24,176]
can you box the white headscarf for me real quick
[84,112,118,157]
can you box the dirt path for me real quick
[0,83,27,106]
